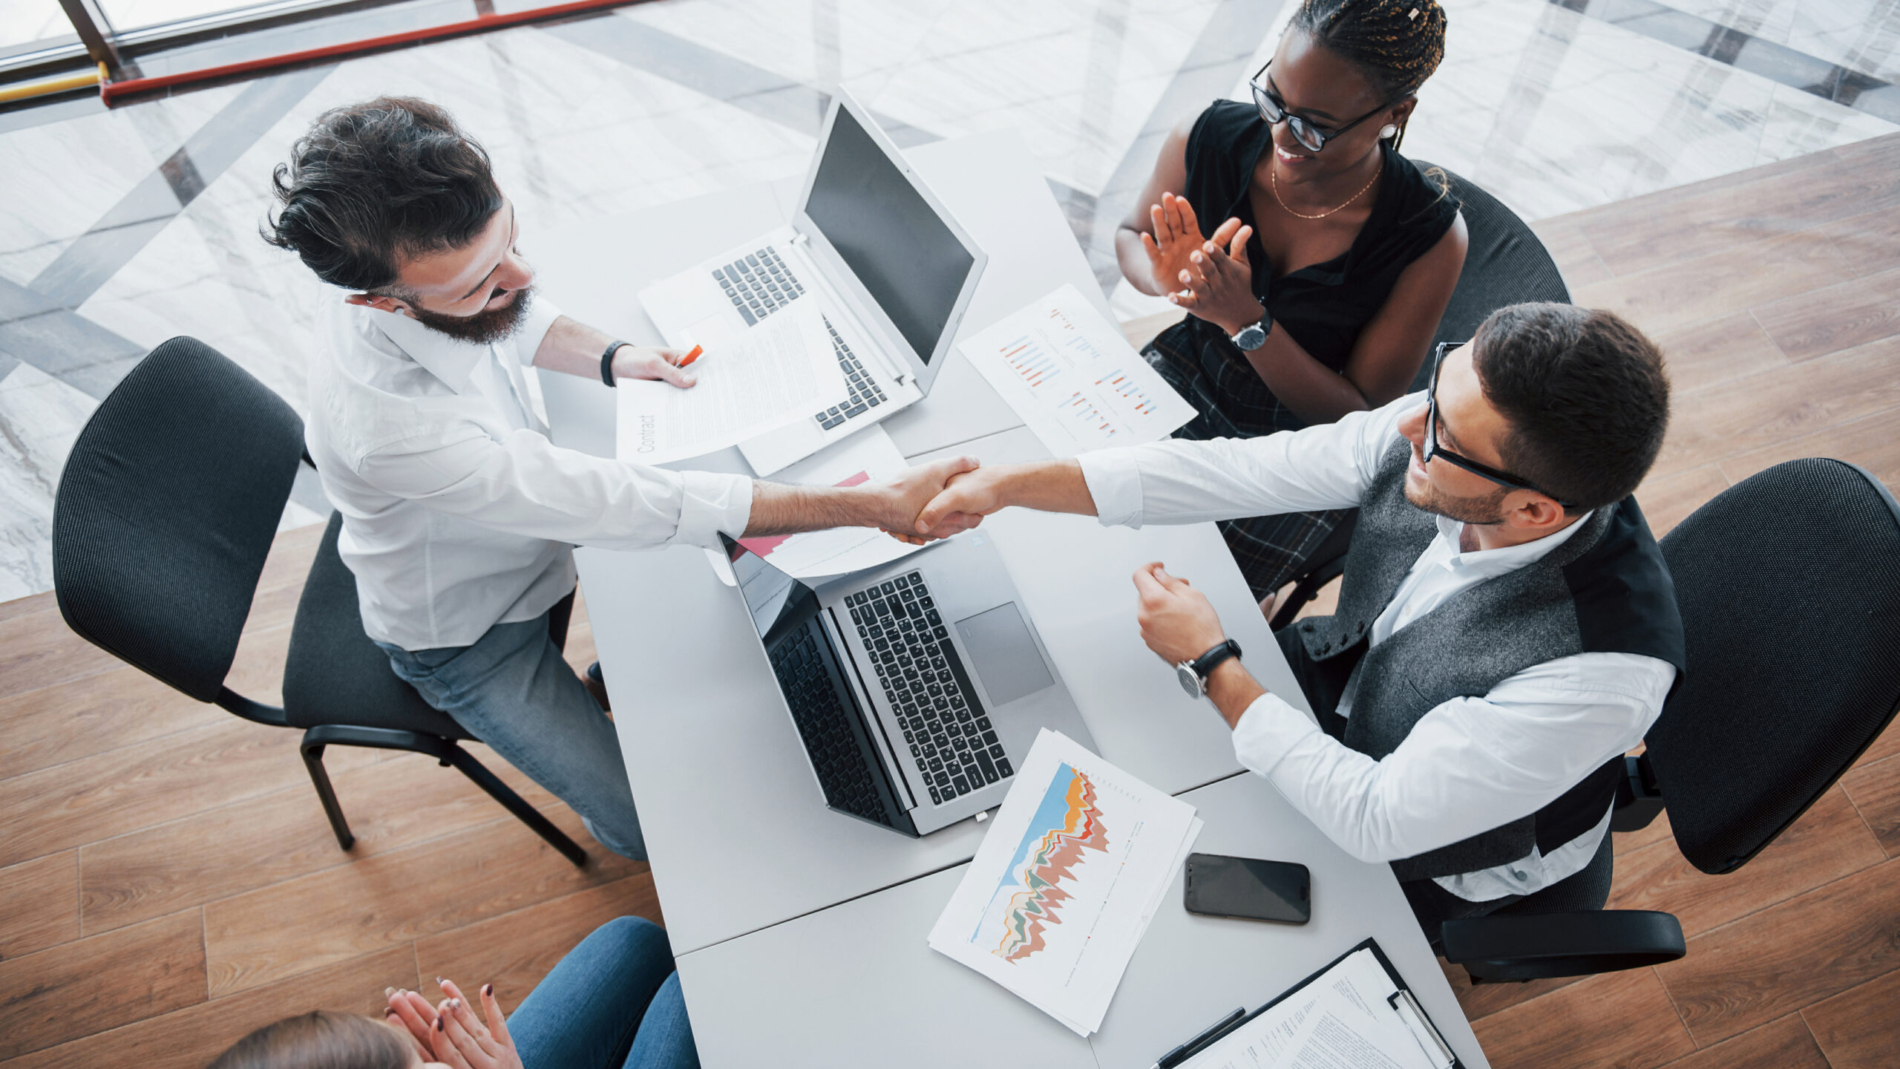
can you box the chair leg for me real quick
[443,745,588,867]
[300,739,356,851]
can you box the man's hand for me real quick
[876,456,984,542]
[1132,562,1226,665]
[910,465,1011,540]
[612,345,698,389]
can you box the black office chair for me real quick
[52,337,587,865]
[1441,459,1900,980]
[1269,164,1570,630]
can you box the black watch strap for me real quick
[1192,639,1242,681]
[600,341,626,387]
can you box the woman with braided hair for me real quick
[1118,0,1465,614]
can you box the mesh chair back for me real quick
[1651,459,1900,874]
[1411,163,1571,391]
[52,338,303,702]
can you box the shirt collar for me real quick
[1431,509,1597,578]
[353,301,490,393]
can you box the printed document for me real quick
[959,284,1195,456]
[1180,949,1440,1069]
[734,426,927,579]
[615,300,846,464]
[928,729,1203,1036]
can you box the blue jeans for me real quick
[511,917,699,1069]
[378,599,646,859]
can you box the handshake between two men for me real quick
[865,458,1235,700]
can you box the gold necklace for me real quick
[1271,156,1384,220]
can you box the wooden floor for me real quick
[3,137,1899,1068]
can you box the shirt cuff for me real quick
[676,470,754,546]
[1230,691,1324,779]
[1076,448,1144,528]
[515,294,565,366]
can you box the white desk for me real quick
[534,128,1484,1067]
[674,774,1489,1069]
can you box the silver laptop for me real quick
[724,531,1093,836]
[639,90,987,476]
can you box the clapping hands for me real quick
[386,979,522,1069]
[1142,192,1262,337]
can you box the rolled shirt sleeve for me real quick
[1074,392,1420,529]
[513,294,565,367]
[356,423,753,551]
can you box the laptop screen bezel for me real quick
[790,90,988,396]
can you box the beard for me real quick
[1403,460,1513,527]
[408,286,534,344]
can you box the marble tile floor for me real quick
[3,0,1898,602]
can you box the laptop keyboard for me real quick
[845,570,1013,806]
[768,628,892,827]
[712,248,887,432]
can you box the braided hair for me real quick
[1291,0,1448,148]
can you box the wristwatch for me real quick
[600,340,629,387]
[1228,307,1272,352]
[1176,639,1243,699]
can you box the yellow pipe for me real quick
[0,62,107,105]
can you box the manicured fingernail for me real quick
[385,987,394,996]
[482,983,493,997]
[435,1018,444,1032]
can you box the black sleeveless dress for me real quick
[1145,100,1460,601]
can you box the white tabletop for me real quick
[534,129,1273,953]
[674,772,1491,1069]
[533,127,1481,1068]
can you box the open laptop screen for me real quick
[726,538,816,648]
[804,106,976,365]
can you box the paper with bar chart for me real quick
[928,729,1202,1036]
[959,284,1195,457]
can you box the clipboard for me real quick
[1179,937,1462,1069]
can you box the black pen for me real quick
[1151,1007,1246,1069]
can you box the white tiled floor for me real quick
[4,0,1899,600]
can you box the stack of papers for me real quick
[927,730,1203,1036]
[958,284,1196,457]
[615,301,844,464]
[733,426,926,579]
[1182,948,1448,1069]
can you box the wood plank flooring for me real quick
[3,136,1899,1068]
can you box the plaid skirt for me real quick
[1144,317,1348,602]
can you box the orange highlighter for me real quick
[680,344,705,368]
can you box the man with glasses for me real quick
[910,301,1681,941]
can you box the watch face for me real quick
[1234,325,1266,351]
[1176,663,1204,698]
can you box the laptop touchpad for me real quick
[954,603,1055,706]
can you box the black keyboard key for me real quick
[929,785,942,804]
[880,581,895,595]
[997,757,1013,777]
[973,747,997,780]
[952,775,970,795]
[982,730,998,746]
[934,625,949,640]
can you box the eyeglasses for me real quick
[1423,341,1575,507]
[1249,60,1397,154]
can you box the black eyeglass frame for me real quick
[1424,341,1577,508]
[1249,59,1403,153]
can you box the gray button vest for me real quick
[1287,437,1685,882]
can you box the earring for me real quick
[1380,124,1399,139]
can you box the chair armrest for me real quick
[1442,910,1685,983]
[1611,753,1665,832]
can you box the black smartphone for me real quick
[1183,853,1311,924]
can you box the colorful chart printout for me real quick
[978,764,1111,962]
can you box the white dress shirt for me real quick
[1078,394,1675,900]
[306,295,754,651]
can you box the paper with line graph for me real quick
[927,729,1202,1035]
[958,284,1195,457]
